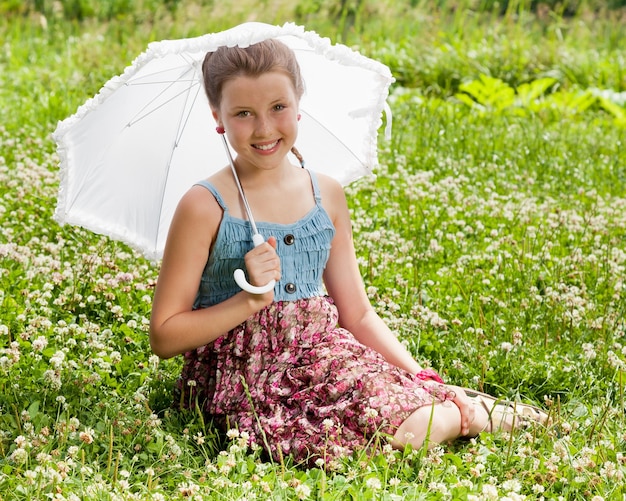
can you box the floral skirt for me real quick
[176,296,453,465]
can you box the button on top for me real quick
[283,234,295,245]
[284,283,297,294]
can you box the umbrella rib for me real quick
[126,60,194,84]
[129,79,199,85]
[301,111,364,166]
[126,65,198,127]
[175,78,203,146]
[154,62,205,251]
[127,81,201,126]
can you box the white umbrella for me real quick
[53,21,394,263]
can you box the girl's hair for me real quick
[202,39,305,109]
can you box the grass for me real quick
[1,0,626,499]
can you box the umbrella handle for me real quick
[233,233,277,295]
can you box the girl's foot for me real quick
[466,389,550,432]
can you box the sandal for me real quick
[466,389,550,432]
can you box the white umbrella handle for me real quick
[233,233,276,294]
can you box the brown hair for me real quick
[202,39,305,110]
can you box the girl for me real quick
[149,38,548,466]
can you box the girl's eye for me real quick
[236,111,250,117]
[274,104,285,111]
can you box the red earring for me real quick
[216,126,225,134]
[297,114,301,121]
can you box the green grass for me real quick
[1,1,626,499]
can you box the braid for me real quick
[290,146,305,168]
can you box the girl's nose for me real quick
[255,115,272,136]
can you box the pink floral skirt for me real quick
[177,296,453,465]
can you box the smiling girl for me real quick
[149,37,548,467]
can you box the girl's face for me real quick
[214,71,299,172]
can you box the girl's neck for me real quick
[233,157,296,191]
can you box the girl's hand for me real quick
[446,385,475,436]
[243,236,281,303]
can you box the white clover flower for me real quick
[119,469,131,479]
[10,447,28,464]
[149,354,160,369]
[532,484,545,494]
[322,418,334,432]
[500,341,514,352]
[110,351,122,364]
[15,435,28,448]
[482,484,499,500]
[389,477,401,487]
[24,469,37,483]
[294,483,311,499]
[32,336,48,351]
[456,479,473,489]
[178,482,198,496]
[36,452,52,464]
[502,479,522,493]
[79,429,94,445]
[169,442,182,457]
[49,350,65,369]
[43,369,62,390]
[364,407,379,419]
[365,477,382,490]
[146,413,161,428]
[469,464,485,477]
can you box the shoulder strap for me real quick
[307,170,322,204]
[194,180,228,211]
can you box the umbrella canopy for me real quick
[53,22,394,260]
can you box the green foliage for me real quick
[454,74,626,125]
[0,0,183,19]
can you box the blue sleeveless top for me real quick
[193,171,336,308]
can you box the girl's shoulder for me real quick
[313,171,344,198]
[313,172,348,222]
[176,180,225,229]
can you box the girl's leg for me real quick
[391,397,511,450]
[392,401,484,450]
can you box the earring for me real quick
[216,126,225,134]
[297,114,301,121]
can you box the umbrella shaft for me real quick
[219,135,259,237]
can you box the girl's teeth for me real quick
[255,141,278,151]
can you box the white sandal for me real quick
[466,389,550,432]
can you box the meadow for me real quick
[1,0,625,499]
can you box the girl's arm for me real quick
[321,176,476,435]
[320,177,424,375]
[149,186,279,359]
